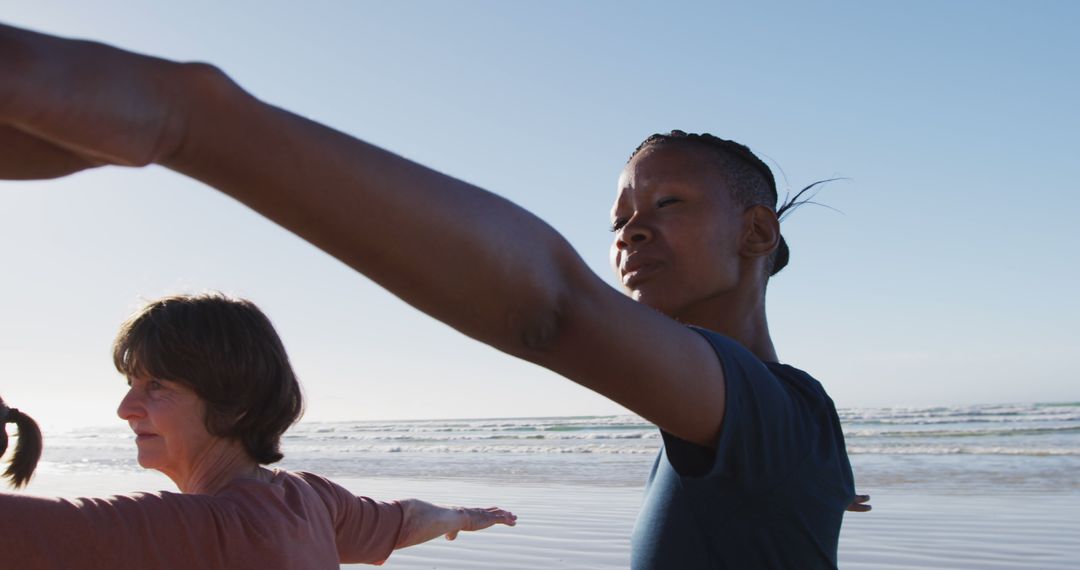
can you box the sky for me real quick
[1,1,1077,431]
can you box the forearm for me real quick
[162,65,582,355]
[394,499,467,549]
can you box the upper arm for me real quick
[522,262,727,448]
[313,476,404,564]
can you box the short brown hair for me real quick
[113,293,303,464]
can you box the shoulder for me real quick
[688,327,776,386]
[284,470,344,494]
[764,362,838,414]
[219,469,333,492]
[273,470,354,513]
[688,327,794,416]
[213,469,338,516]
[691,326,834,412]
[663,329,842,479]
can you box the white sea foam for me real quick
[39,402,1080,487]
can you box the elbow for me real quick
[159,59,250,167]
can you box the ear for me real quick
[740,205,780,260]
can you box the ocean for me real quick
[20,401,1080,569]
[38,402,1080,493]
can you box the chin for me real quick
[135,451,162,471]
[631,290,675,316]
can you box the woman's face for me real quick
[117,376,219,479]
[610,144,746,320]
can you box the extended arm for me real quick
[0,23,726,446]
[0,491,257,568]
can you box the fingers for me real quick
[481,507,517,527]
[460,506,518,532]
[847,494,872,512]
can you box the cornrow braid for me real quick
[0,396,43,488]
[630,130,832,277]
[630,130,779,206]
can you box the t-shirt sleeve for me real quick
[306,474,404,565]
[0,489,234,568]
[661,328,825,492]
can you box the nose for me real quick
[117,387,144,421]
[614,217,653,251]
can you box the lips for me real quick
[621,255,663,286]
[132,428,159,440]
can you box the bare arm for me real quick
[0,23,726,446]
[395,499,516,548]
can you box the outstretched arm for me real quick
[0,23,727,447]
[395,499,516,548]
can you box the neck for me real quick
[674,280,778,363]
[164,439,267,495]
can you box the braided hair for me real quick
[629,130,830,277]
[0,395,42,488]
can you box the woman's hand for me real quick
[847,494,872,513]
[396,499,517,549]
[0,22,195,179]
[444,505,518,540]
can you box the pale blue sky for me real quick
[1,1,1077,430]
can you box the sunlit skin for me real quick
[0,22,867,511]
[117,377,266,494]
[611,144,781,362]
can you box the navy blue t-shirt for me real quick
[631,328,854,569]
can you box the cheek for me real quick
[682,231,739,285]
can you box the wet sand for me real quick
[19,470,1080,569]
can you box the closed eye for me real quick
[657,197,681,208]
[610,218,628,233]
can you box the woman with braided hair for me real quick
[0,22,866,569]
[0,395,42,488]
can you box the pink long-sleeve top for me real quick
[0,470,403,569]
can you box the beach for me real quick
[13,404,1080,569]
[22,470,1080,569]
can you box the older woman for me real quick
[0,293,515,568]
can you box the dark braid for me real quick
[630,130,831,277]
[0,395,42,488]
[630,131,779,206]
